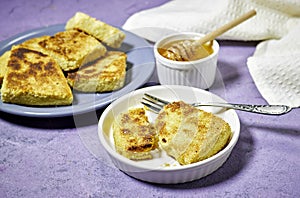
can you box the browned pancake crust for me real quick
[0,51,10,86]
[67,51,127,92]
[155,101,232,165]
[1,46,73,106]
[113,108,158,160]
[21,30,107,71]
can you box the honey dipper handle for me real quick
[195,10,257,46]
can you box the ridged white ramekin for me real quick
[154,33,219,89]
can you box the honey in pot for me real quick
[158,39,214,61]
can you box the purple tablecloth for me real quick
[0,0,299,197]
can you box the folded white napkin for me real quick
[123,0,300,42]
[123,0,300,107]
[247,24,300,108]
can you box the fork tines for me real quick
[141,93,169,113]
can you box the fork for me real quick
[141,93,293,115]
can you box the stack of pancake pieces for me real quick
[0,12,127,106]
[113,101,232,165]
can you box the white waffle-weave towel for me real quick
[247,24,300,108]
[123,0,300,107]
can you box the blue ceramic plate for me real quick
[0,24,155,117]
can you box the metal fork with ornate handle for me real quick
[141,93,293,115]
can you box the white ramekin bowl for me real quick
[98,85,240,184]
[154,32,219,89]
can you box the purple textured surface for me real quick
[0,0,299,197]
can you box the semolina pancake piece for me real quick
[66,51,127,92]
[113,108,158,160]
[155,101,232,165]
[1,46,73,106]
[20,35,51,50]
[1,37,51,87]
[21,30,107,71]
[66,12,125,48]
[0,50,10,86]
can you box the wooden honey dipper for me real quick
[161,10,257,61]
